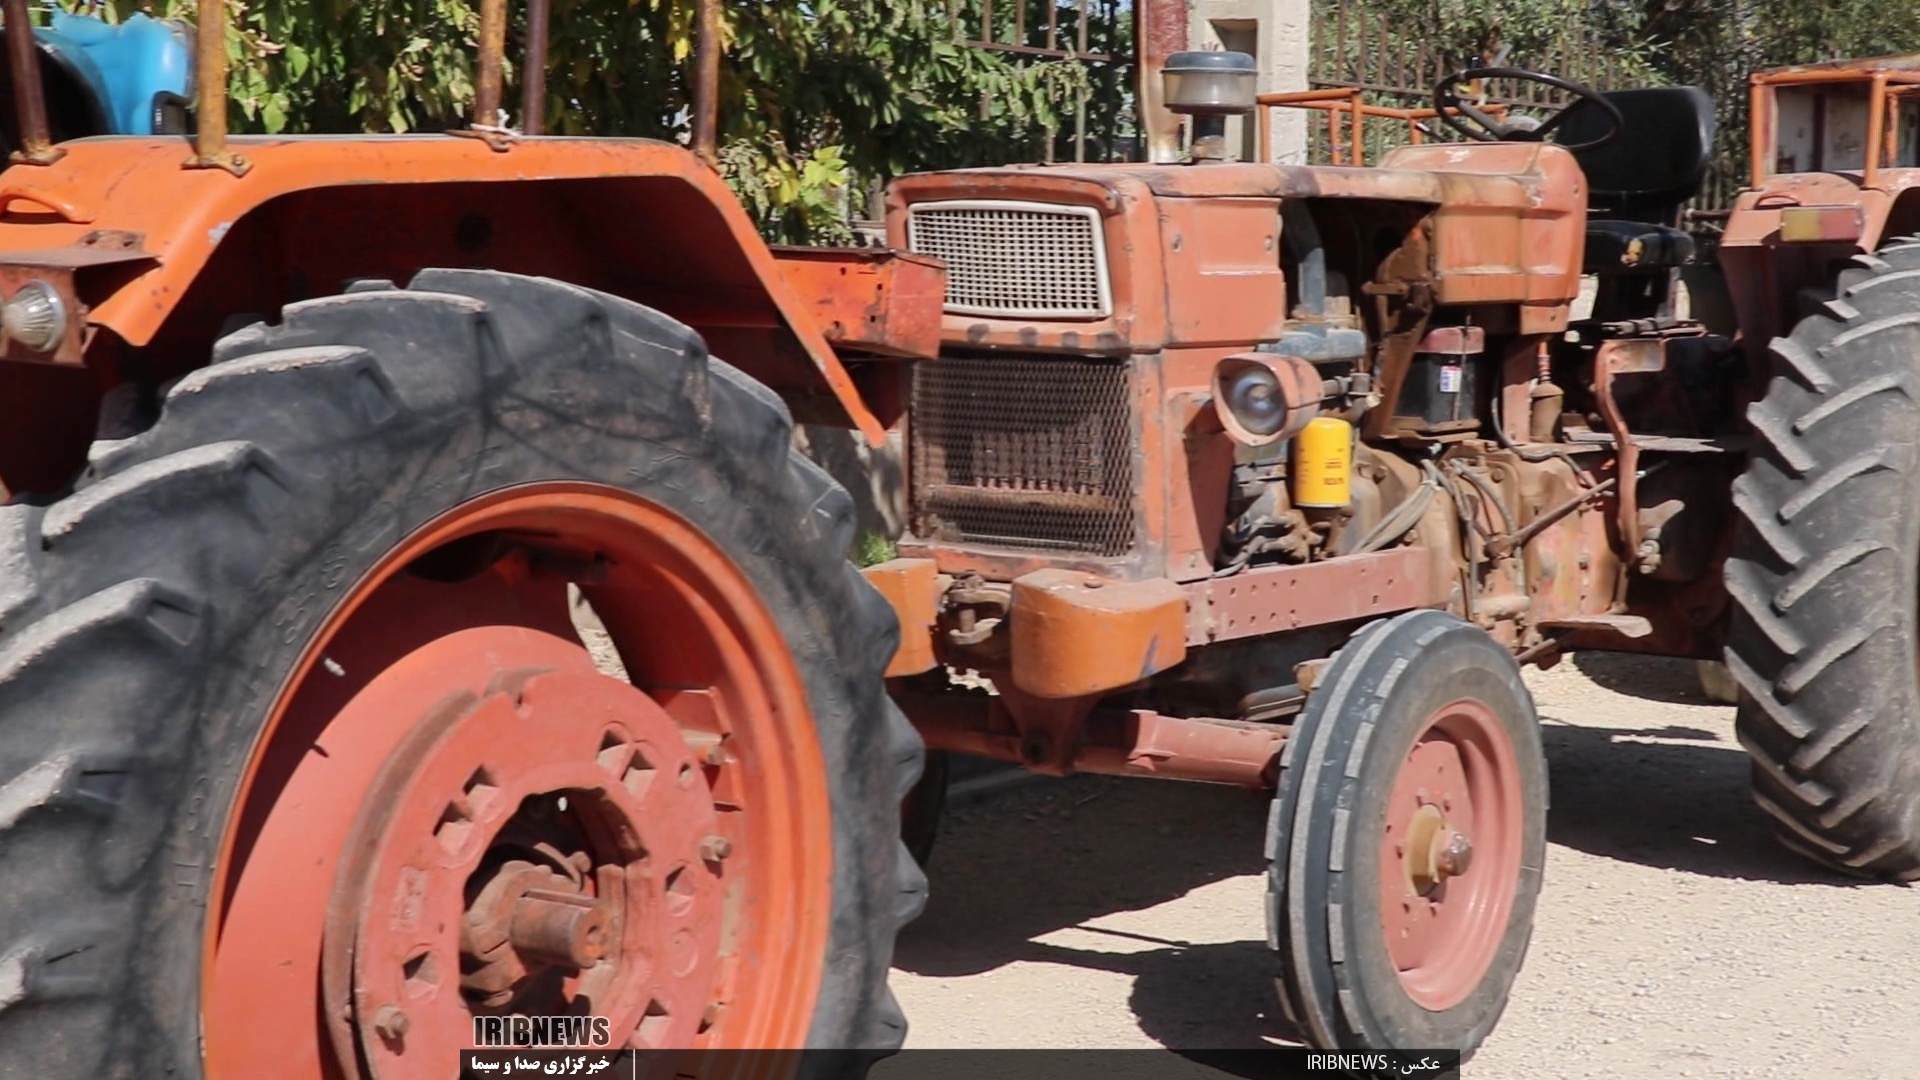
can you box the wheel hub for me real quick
[204,488,838,1079]
[459,854,615,1005]
[1379,699,1519,1012]
[1401,802,1472,894]
[322,637,728,1078]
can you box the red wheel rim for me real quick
[1377,698,1524,1011]
[200,484,833,1079]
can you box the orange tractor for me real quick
[0,0,1913,1070]
[877,50,1920,1061]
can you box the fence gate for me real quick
[949,0,1140,164]
[1302,0,1637,166]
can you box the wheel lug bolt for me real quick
[700,834,733,863]
[1435,831,1473,877]
[373,1004,409,1041]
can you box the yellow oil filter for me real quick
[1291,416,1352,508]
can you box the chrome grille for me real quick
[910,354,1136,556]
[906,200,1111,319]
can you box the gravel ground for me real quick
[887,653,1920,1078]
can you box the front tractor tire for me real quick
[0,271,925,1078]
[1728,240,1920,880]
[1268,611,1546,1065]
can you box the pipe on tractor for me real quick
[521,0,551,134]
[2,0,58,164]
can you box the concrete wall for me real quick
[1190,0,1313,164]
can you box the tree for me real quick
[75,0,1125,241]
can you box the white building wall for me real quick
[1190,0,1313,164]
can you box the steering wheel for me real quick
[1433,67,1624,152]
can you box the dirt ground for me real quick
[886,653,1920,1078]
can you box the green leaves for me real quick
[66,0,1119,241]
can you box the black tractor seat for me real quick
[1581,219,1695,272]
[1555,86,1716,275]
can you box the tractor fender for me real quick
[0,135,888,443]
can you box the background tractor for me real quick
[864,42,1920,1067]
[0,8,189,153]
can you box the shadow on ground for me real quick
[1569,651,1712,706]
[895,776,1270,979]
[1539,719,1859,886]
[895,688,1857,1055]
[893,776,1307,1057]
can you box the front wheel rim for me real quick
[1377,698,1524,1012]
[201,484,833,1079]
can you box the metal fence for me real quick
[1304,0,1747,211]
[949,0,1140,163]
[1304,1,1638,166]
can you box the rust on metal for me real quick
[1257,89,1512,166]
[324,662,723,1073]
[887,142,1583,355]
[1185,547,1438,645]
[183,0,246,174]
[1382,699,1523,1011]
[1591,338,1658,583]
[0,231,153,365]
[770,246,947,359]
[1008,569,1188,698]
[203,488,836,1074]
[909,352,1139,558]
[1210,352,1325,447]
[1136,0,1186,162]
[474,0,507,130]
[1416,326,1486,355]
[897,686,1285,789]
[691,0,721,166]
[521,0,552,135]
[860,557,943,677]
[1087,709,1287,787]
[2,0,59,165]
[0,137,892,443]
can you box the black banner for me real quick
[460,1049,1463,1080]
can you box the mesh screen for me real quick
[907,204,1108,318]
[909,354,1136,556]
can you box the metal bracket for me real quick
[183,151,253,178]
[449,127,517,153]
[8,145,65,167]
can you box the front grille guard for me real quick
[905,199,1112,320]
[908,353,1138,558]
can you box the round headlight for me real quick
[3,279,67,352]
[1210,353,1325,447]
[1224,364,1286,438]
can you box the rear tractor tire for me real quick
[1728,239,1920,879]
[0,271,926,1079]
[1268,611,1546,1065]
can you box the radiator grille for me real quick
[906,200,1111,319]
[910,354,1136,556]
